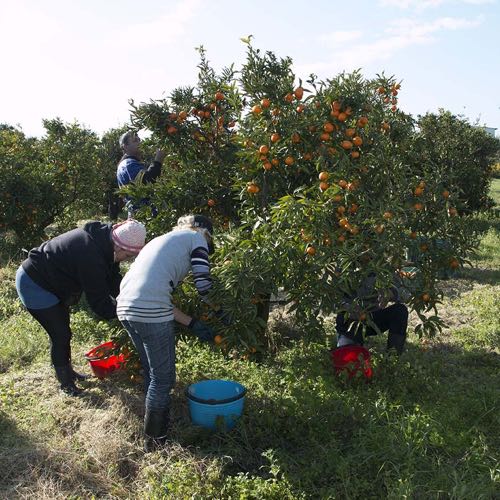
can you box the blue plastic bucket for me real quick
[186,380,246,430]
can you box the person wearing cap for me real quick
[15,219,147,396]
[117,214,217,451]
[116,131,165,217]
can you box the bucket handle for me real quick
[185,386,247,405]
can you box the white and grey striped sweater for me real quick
[117,229,212,323]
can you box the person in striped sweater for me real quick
[117,214,216,451]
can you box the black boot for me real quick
[70,364,89,381]
[387,333,406,355]
[144,407,170,452]
[54,365,83,396]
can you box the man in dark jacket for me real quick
[116,131,165,217]
[15,220,146,395]
[335,272,409,354]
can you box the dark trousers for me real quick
[27,303,72,367]
[336,303,408,352]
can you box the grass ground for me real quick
[0,196,499,498]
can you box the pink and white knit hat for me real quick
[111,219,146,254]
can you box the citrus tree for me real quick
[414,110,500,212]
[0,119,107,249]
[122,42,478,353]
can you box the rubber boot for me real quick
[144,407,170,452]
[387,333,406,355]
[54,365,83,396]
[70,363,89,381]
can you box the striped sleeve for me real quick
[191,246,212,296]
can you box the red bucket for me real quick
[84,341,128,380]
[331,345,373,380]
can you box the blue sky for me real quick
[1,0,499,137]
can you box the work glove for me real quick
[188,318,216,342]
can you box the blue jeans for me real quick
[120,320,176,410]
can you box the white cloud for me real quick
[379,0,494,9]
[297,15,482,76]
[318,30,363,47]
[108,0,202,49]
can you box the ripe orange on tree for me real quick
[306,245,316,256]
[318,171,329,181]
[207,199,216,207]
[261,98,271,108]
[294,86,304,100]
[247,183,260,194]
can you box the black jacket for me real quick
[22,221,122,319]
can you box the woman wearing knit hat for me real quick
[15,219,146,396]
[117,214,218,451]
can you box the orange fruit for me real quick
[271,158,279,166]
[352,136,363,147]
[319,181,329,191]
[207,199,216,207]
[341,140,353,150]
[383,211,393,220]
[284,93,294,103]
[338,179,348,189]
[296,104,305,113]
[414,202,424,211]
[357,116,368,127]
[377,86,385,94]
[294,87,304,100]
[375,224,385,234]
[214,335,223,345]
[337,112,347,122]
[414,187,424,196]
[259,145,269,155]
[351,151,360,159]
[252,105,262,115]
[345,128,356,137]
[270,133,281,143]
[178,110,188,121]
[306,246,316,256]
[303,152,313,161]
[284,156,295,166]
[247,183,260,194]
[261,98,271,108]
[215,91,225,101]
[323,122,334,133]
[263,161,272,171]
[422,293,431,303]
[442,190,450,199]
[448,207,458,216]
[449,258,459,269]
[409,231,417,239]
[291,132,301,143]
[332,100,342,111]
[318,171,329,181]
[320,132,331,142]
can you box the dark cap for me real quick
[192,214,213,235]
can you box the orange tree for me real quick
[0,119,106,250]
[412,110,500,212]
[123,42,476,353]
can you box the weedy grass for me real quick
[0,206,498,498]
